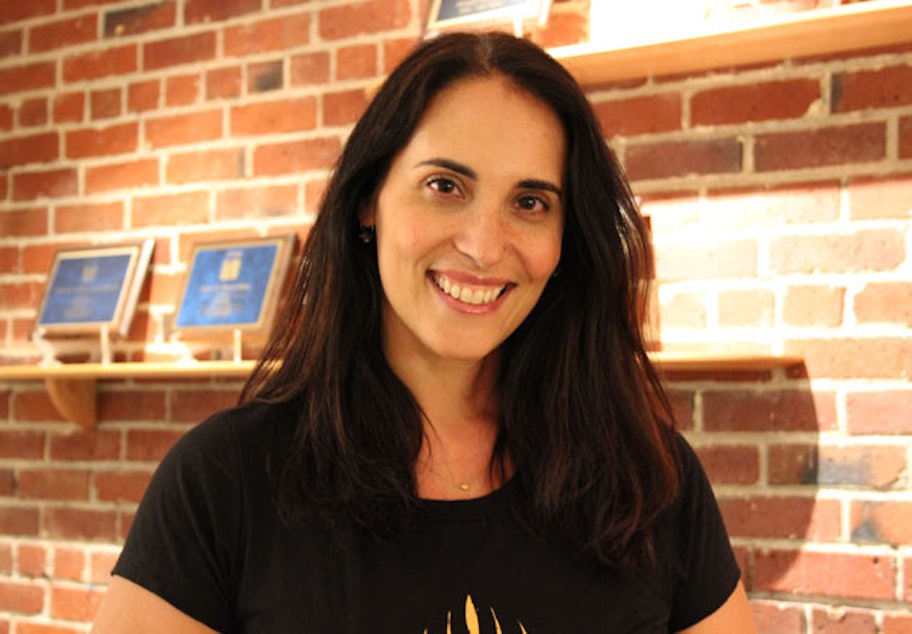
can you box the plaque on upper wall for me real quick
[174,235,294,337]
[36,239,155,337]
[426,0,552,32]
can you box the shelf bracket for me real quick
[44,378,97,430]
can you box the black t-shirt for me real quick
[113,402,740,633]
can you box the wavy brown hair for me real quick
[240,31,679,569]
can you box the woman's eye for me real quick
[427,177,459,195]
[517,195,549,213]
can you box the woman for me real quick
[92,32,756,633]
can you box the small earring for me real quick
[358,224,375,244]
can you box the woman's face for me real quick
[366,76,565,367]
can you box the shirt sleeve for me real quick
[113,410,243,633]
[667,433,742,631]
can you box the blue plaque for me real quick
[175,236,294,333]
[36,241,154,336]
[427,0,550,31]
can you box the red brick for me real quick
[323,89,370,127]
[12,168,78,202]
[749,601,805,634]
[718,288,774,327]
[846,390,912,435]
[655,238,757,280]
[782,285,845,328]
[12,391,66,422]
[383,37,419,74]
[0,0,54,25]
[0,543,11,573]
[54,92,86,124]
[884,613,912,634]
[230,97,317,136]
[63,45,137,82]
[103,2,176,37]
[205,66,242,100]
[171,389,238,423]
[44,507,117,541]
[848,173,912,219]
[65,0,129,7]
[0,62,55,96]
[18,97,48,127]
[166,148,244,184]
[626,138,742,181]
[216,184,298,220]
[184,0,261,24]
[51,585,105,621]
[243,60,280,94]
[754,122,886,171]
[691,79,820,126]
[0,208,49,239]
[48,430,120,461]
[901,116,912,159]
[143,32,216,71]
[290,51,331,86]
[770,443,906,489]
[719,496,840,541]
[85,158,159,194]
[17,543,46,577]
[0,29,22,58]
[692,444,759,485]
[165,73,201,106]
[834,65,912,112]
[0,132,59,168]
[224,11,311,56]
[319,0,411,40]
[703,389,819,432]
[146,110,222,148]
[19,470,90,501]
[0,507,40,536]
[593,94,681,138]
[90,87,122,120]
[854,282,912,326]
[786,337,912,380]
[97,390,167,421]
[536,7,587,48]
[770,229,905,274]
[253,136,341,176]
[337,43,378,80]
[128,79,160,112]
[0,430,45,459]
[95,470,152,503]
[126,429,185,462]
[659,291,707,329]
[810,608,876,634]
[0,581,43,613]
[29,15,97,53]
[54,548,86,581]
[133,191,209,227]
[55,201,124,233]
[754,549,894,600]
[851,500,912,545]
[66,122,139,159]
[0,104,12,130]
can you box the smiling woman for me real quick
[91,32,756,634]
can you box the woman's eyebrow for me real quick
[416,158,562,196]
[415,158,476,179]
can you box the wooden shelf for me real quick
[549,0,912,84]
[0,361,255,430]
[0,353,802,430]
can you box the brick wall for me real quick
[0,1,910,632]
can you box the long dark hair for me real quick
[240,31,678,568]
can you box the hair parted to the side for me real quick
[240,31,679,569]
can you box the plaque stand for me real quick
[99,325,112,365]
[33,328,62,367]
[232,328,243,364]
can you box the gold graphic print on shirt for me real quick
[423,595,530,634]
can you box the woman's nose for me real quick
[453,205,507,269]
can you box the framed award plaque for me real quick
[174,235,295,336]
[36,239,154,337]
[426,0,551,32]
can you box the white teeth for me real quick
[433,274,505,306]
